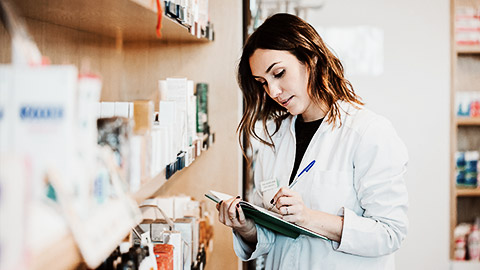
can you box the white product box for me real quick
[174,195,191,219]
[162,231,183,270]
[128,102,134,118]
[155,127,165,174]
[0,66,12,154]
[150,128,159,177]
[76,75,102,204]
[0,156,28,270]
[165,78,188,152]
[158,126,168,169]
[10,65,78,199]
[96,102,102,118]
[101,102,115,118]
[114,102,130,118]
[187,80,197,147]
[159,100,177,164]
[174,219,194,270]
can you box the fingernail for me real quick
[270,199,274,204]
[219,200,223,205]
[236,195,241,199]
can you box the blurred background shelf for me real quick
[134,134,213,204]
[134,169,168,204]
[457,187,480,197]
[456,45,480,54]
[32,233,82,270]
[14,0,208,42]
[456,117,480,126]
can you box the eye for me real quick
[274,70,285,79]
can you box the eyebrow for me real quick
[252,62,280,78]
[266,62,280,73]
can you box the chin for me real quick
[287,108,302,116]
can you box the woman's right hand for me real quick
[216,197,257,243]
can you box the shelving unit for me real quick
[451,0,480,266]
[457,45,480,55]
[457,187,480,197]
[13,0,208,42]
[457,117,480,126]
[31,145,212,270]
[32,234,82,270]
[0,0,243,269]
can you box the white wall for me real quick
[307,1,451,269]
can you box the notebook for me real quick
[205,190,329,240]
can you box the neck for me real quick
[301,102,328,122]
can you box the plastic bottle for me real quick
[455,223,471,260]
[468,217,480,261]
[465,151,479,187]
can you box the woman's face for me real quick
[249,49,324,121]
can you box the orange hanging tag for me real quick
[156,0,163,38]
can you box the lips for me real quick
[279,96,293,107]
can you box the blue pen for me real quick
[269,160,316,206]
[288,160,316,189]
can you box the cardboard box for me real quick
[133,100,153,135]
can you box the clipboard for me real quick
[205,190,329,240]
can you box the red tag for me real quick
[156,0,163,38]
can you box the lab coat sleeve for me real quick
[232,141,276,260]
[232,224,276,261]
[332,116,409,257]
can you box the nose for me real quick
[266,81,282,99]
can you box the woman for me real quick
[217,13,408,269]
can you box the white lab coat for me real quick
[233,101,409,269]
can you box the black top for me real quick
[289,116,324,185]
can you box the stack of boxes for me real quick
[456,6,480,46]
[456,151,480,187]
[164,0,214,40]
[136,196,213,270]
[456,92,480,117]
[0,64,213,268]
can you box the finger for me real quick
[216,201,221,211]
[236,203,247,224]
[227,198,241,221]
[218,201,226,224]
[279,205,291,216]
[220,199,234,225]
[275,196,295,209]
[221,199,230,226]
[270,187,295,205]
[281,206,300,223]
[222,198,237,226]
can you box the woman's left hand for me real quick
[271,187,313,227]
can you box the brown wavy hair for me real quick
[237,13,363,154]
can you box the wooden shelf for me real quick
[15,0,209,42]
[457,187,480,197]
[31,137,214,269]
[456,45,480,54]
[134,134,214,204]
[456,117,480,126]
[134,168,168,204]
[32,233,82,270]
